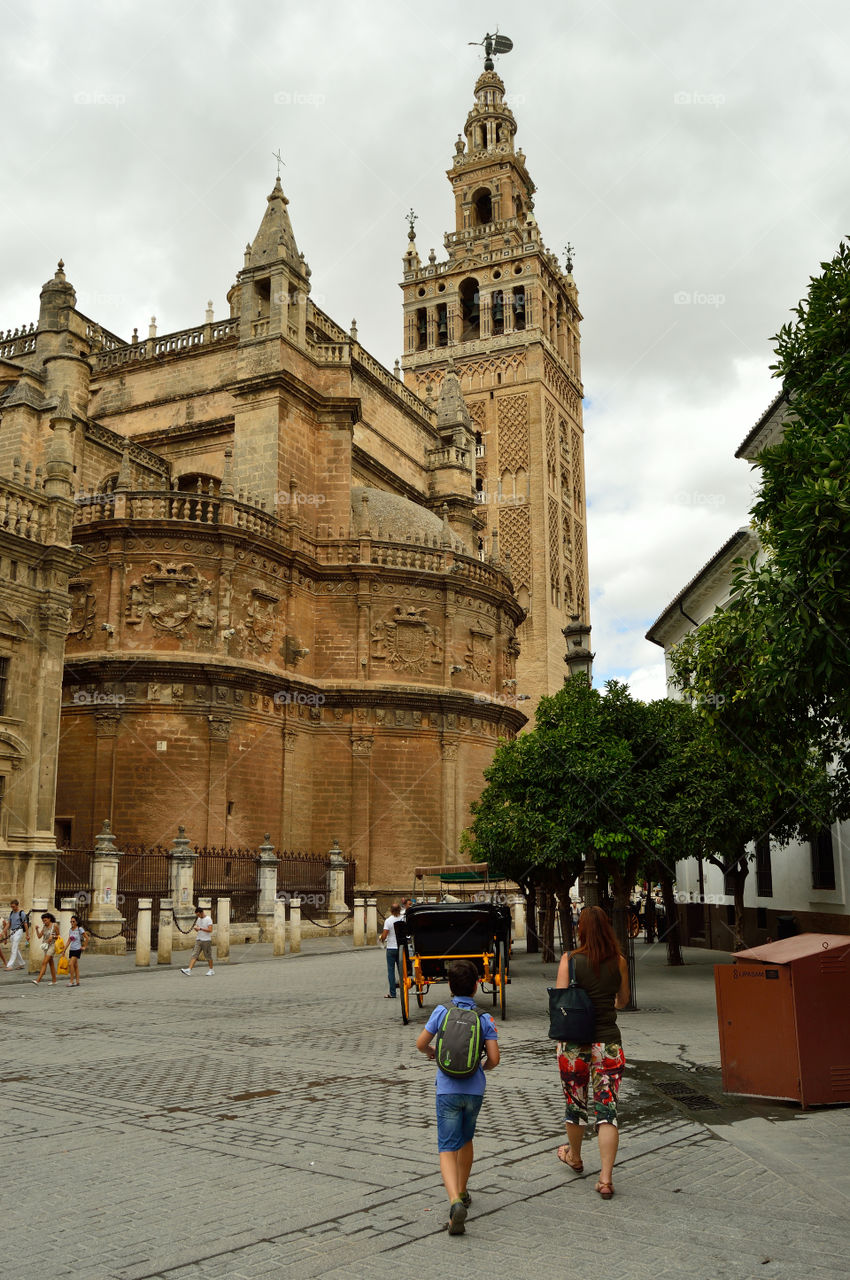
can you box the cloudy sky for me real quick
[3,0,848,698]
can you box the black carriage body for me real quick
[397,902,502,983]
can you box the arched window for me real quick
[459,278,480,341]
[98,473,120,494]
[416,307,428,351]
[471,187,492,227]
[512,286,526,331]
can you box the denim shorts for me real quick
[435,1093,484,1152]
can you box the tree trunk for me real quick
[644,893,656,944]
[609,866,631,963]
[557,891,574,954]
[728,855,749,951]
[658,867,684,966]
[525,883,539,955]
[539,891,557,963]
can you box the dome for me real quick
[351,486,464,551]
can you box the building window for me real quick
[755,835,773,897]
[0,656,8,715]
[435,303,448,348]
[811,827,836,891]
[471,187,492,224]
[416,307,428,351]
[512,286,526,331]
[491,290,504,335]
[459,278,480,341]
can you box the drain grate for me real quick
[656,1081,721,1111]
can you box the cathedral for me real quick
[0,60,588,895]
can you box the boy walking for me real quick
[416,959,499,1235]
[181,906,214,976]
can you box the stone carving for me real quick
[208,714,232,741]
[243,588,279,652]
[548,497,560,588]
[465,627,493,684]
[125,561,214,633]
[371,605,443,675]
[499,504,531,596]
[68,580,96,640]
[571,427,583,515]
[351,734,374,756]
[497,393,529,473]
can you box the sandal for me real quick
[557,1145,584,1173]
[595,1181,615,1200]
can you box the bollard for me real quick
[365,897,378,947]
[157,898,173,965]
[289,898,302,954]
[136,898,152,967]
[273,897,286,956]
[353,897,365,948]
[58,896,76,946]
[29,897,49,973]
[216,896,230,963]
[513,898,527,940]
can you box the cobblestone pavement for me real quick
[2,940,848,1280]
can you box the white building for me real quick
[646,393,849,949]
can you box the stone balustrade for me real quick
[91,317,239,371]
[0,477,48,541]
[0,324,37,360]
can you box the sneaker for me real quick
[205,969,214,976]
[447,1200,467,1235]
[180,968,192,976]
[460,1191,471,1208]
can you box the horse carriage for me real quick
[394,864,512,1024]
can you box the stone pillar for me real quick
[29,897,49,972]
[157,898,173,965]
[58,896,76,946]
[136,898,152,967]
[86,820,127,954]
[513,897,527,940]
[353,897,365,948]
[440,738,459,860]
[169,826,198,950]
[366,896,378,947]
[327,841,347,914]
[255,834,278,942]
[350,733,373,884]
[289,897,302,954]
[216,896,230,963]
[273,896,287,956]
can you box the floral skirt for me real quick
[557,1041,626,1128]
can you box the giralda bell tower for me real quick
[400,36,589,706]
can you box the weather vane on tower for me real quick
[469,31,513,70]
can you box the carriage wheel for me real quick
[498,946,507,1020]
[628,912,640,939]
[399,948,410,1025]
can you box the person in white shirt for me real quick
[380,903,403,999]
[181,906,215,976]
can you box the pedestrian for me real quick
[0,916,6,968]
[181,905,215,976]
[555,904,629,1201]
[380,901,403,998]
[416,959,500,1235]
[32,912,60,985]
[66,915,87,986]
[5,899,29,970]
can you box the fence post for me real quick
[157,899,173,965]
[86,820,127,954]
[216,896,231,962]
[289,897,302,954]
[513,897,527,940]
[327,839,346,913]
[366,897,378,947]
[256,834,278,942]
[169,826,198,950]
[136,899,152,967]
[353,896,365,947]
[29,897,49,973]
[273,896,287,956]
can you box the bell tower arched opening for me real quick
[459,278,481,341]
[471,187,493,226]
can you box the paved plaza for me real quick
[2,936,848,1280]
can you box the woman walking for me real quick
[66,915,87,986]
[555,905,629,1200]
[33,912,60,985]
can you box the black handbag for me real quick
[547,954,596,1042]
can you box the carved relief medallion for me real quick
[371,606,443,675]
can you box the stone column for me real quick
[440,738,459,861]
[206,716,231,845]
[350,733,373,884]
[136,898,152,967]
[513,897,527,940]
[327,840,347,921]
[58,896,76,947]
[255,834,278,942]
[289,897,302,954]
[157,898,173,965]
[29,896,49,973]
[353,897,365,947]
[366,896,378,947]
[86,820,127,954]
[273,897,286,956]
[216,897,230,963]
[169,826,198,950]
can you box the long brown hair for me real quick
[574,906,622,974]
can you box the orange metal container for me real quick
[715,934,850,1107]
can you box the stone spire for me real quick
[435,363,472,433]
[249,176,302,271]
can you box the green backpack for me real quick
[434,1005,484,1079]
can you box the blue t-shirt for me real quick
[425,996,498,1096]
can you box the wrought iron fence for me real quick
[194,847,259,925]
[118,846,171,948]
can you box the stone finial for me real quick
[428,248,436,265]
[148,316,157,339]
[56,259,66,280]
[169,825,195,858]
[220,445,235,498]
[53,390,73,423]
[205,300,214,323]
[257,833,277,861]
[115,447,132,492]
[490,528,500,563]
[350,318,358,342]
[393,358,401,379]
[94,819,117,857]
[440,503,453,548]
[131,327,139,345]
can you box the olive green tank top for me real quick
[573,953,622,1046]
